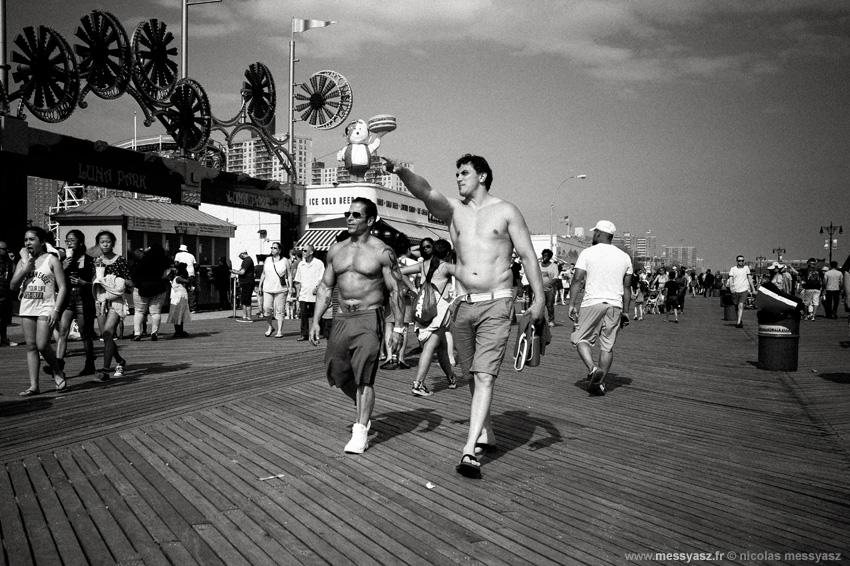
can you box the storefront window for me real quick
[164,232,180,256]
[199,236,213,265]
[127,231,145,254]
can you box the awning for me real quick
[295,228,345,251]
[383,220,451,244]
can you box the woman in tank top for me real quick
[10,227,68,395]
[259,242,292,338]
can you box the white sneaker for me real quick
[344,423,369,454]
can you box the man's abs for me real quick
[454,264,513,294]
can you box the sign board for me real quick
[127,216,234,238]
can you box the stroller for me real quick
[645,289,661,314]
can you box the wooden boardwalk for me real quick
[1,297,848,565]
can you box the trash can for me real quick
[720,291,736,321]
[758,323,799,371]
[753,282,804,371]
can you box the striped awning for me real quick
[384,220,451,244]
[295,228,345,251]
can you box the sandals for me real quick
[264,328,274,337]
[54,374,67,392]
[456,454,482,478]
[19,388,40,397]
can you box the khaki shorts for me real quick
[263,291,286,317]
[571,302,622,353]
[451,297,514,378]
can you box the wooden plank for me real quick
[69,443,173,566]
[21,454,89,566]
[54,447,140,564]
[39,452,116,566]
[6,460,61,565]
[162,419,369,566]
[0,463,34,566]
[137,422,334,566]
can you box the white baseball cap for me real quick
[592,220,616,234]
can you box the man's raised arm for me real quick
[382,157,453,223]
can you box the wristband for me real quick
[392,327,405,334]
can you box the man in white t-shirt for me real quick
[568,220,633,396]
[174,244,198,312]
[294,244,325,340]
[727,255,755,328]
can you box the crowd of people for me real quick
[0,228,211,395]
[2,154,848,481]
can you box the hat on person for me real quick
[592,220,616,234]
[239,249,248,255]
[822,265,829,271]
[179,244,188,252]
[768,262,781,271]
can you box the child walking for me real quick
[664,272,680,323]
[632,279,645,321]
[168,263,191,338]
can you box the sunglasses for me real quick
[343,211,365,219]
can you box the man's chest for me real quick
[451,208,508,240]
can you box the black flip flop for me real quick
[456,454,482,478]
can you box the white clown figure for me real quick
[337,115,396,182]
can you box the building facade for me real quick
[663,245,698,269]
[27,177,63,230]
[226,134,313,186]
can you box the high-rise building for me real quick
[27,177,63,229]
[615,231,657,265]
[664,245,698,269]
[226,135,313,185]
[635,234,657,262]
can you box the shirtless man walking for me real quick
[310,197,406,454]
[384,154,545,478]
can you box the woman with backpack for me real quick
[400,239,456,397]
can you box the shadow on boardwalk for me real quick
[1,299,849,565]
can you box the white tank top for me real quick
[18,255,56,316]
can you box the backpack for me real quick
[413,259,446,326]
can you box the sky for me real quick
[6,0,850,270]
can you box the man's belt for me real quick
[457,289,514,304]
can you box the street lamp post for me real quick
[772,248,786,262]
[182,0,223,79]
[819,222,843,265]
[756,255,766,276]
[549,175,586,249]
